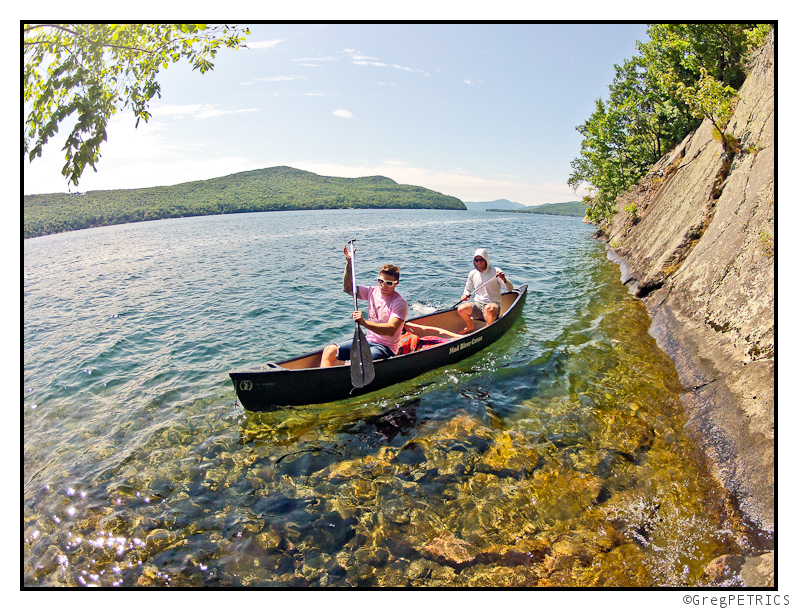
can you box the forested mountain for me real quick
[463,199,527,212]
[24,166,466,238]
[488,201,586,217]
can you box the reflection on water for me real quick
[24,210,749,587]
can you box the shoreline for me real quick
[602,240,773,586]
[605,241,773,520]
[587,31,775,586]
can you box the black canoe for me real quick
[229,284,527,411]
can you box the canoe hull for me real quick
[230,285,527,411]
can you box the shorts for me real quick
[336,338,395,362]
[468,301,496,321]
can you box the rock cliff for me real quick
[593,31,775,585]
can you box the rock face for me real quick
[594,32,774,584]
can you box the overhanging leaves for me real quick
[24,23,249,186]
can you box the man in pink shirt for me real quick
[320,244,409,367]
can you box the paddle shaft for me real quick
[348,240,375,387]
[350,239,359,312]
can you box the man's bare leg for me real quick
[457,303,475,333]
[320,344,344,368]
[484,303,499,324]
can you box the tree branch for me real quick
[24,23,208,57]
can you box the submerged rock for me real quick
[703,554,746,585]
[476,430,540,477]
[739,552,774,588]
[424,531,476,566]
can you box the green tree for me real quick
[608,56,696,168]
[24,23,249,186]
[666,67,738,154]
[639,23,765,91]
[568,98,629,222]
[570,23,772,225]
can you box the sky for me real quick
[23,23,650,206]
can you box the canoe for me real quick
[229,284,527,411]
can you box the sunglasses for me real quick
[473,258,486,264]
[377,278,398,287]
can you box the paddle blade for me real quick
[350,326,375,388]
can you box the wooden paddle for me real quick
[348,240,375,388]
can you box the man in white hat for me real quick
[457,248,513,333]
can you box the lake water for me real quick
[24,209,747,587]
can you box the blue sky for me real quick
[24,23,650,205]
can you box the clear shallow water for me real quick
[24,209,743,587]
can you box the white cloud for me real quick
[23,112,582,206]
[25,125,587,204]
[80,157,259,191]
[153,103,210,116]
[340,49,430,74]
[23,106,583,204]
[344,49,387,67]
[256,75,304,82]
[148,104,258,119]
[195,108,259,119]
[23,111,260,195]
[392,64,431,76]
[247,39,284,49]
[286,160,588,206]
[293,56,335,62]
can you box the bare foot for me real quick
[460,324,474,334]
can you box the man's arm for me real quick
[343,258,354,296]
[357,314,404,337]
[462,271,475,300]
[497,268,513,292]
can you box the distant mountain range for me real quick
[464,199,586,217]
[24,166,466,238]
[463,199,528,212]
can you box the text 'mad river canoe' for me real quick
[230,284,527,411]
